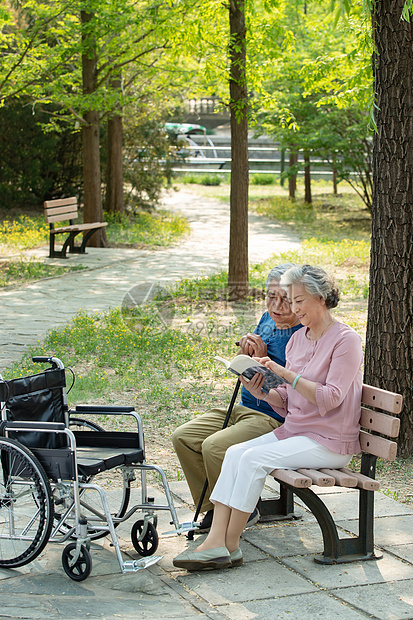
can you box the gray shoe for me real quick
[229,547,243,568]
[173,546,231,571]
[245,507,260,528]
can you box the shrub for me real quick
[250,173,276,185]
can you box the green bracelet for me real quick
[292,374,302,390]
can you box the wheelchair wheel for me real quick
[69,417,105,432]
[0,437,54,568]
[62,542,92,581]
[131,519,159,556]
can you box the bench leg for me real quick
[76,228,100,254]
[258,484,301,522]
[289,482,382,564]
[49,232,80,258]
[61,232,79,258]
[49,234,56,258]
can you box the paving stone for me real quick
[176,557,317,605]
[216,591,367,619]
[330,580,413,620]
[243,521,338,558]
[281,550,413,589]
[385,543,413,564]
[342,513,413,547]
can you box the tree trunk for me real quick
[228,0,249,300]
[106,74,124,215]
[288,151,298,200]
[365,0,413,455]
[81,10,108,247]
[106,114,124,214]
[333,167,338,195]
[304,151,311,204]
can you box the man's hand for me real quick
[238,333,268,357]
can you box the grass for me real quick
[0,258,86,287]
[2,177,411,502]
[105,209,189,247]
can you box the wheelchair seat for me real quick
[73,431,145,476]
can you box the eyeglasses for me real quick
[266,293,291,307]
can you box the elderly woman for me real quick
[172,263,302,533]
[173,264,363,571]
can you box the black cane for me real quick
[187,378,241,540]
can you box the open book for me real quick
[214,354,285,394]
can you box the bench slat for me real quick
[45,211,78,224]
[362,384,403,414]
[51,222,108,234]
[296,468,335,486]
[44,204,79,217]
[270,469,312,488]
[360,407,400,437]
[359,430,398,461]
[319,468,358,487]
[339,467,380,491]
[44,197,77,209]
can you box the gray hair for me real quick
[265,263,296,291]
[280,264,340,309]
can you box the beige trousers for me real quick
[172,404,281,513]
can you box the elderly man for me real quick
[172,264,302,532]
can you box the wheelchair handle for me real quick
[32,356,65,369]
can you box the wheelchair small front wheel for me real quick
[62,543,92,581]
[131,520,159,556]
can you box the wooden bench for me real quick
[44,197,108,258]
[257,383,403,564]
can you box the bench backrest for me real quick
[44,197,78,225]
[359,384,402,461]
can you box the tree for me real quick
[228,0,249,299]
[364,0,413,455]
[81,8,107,246]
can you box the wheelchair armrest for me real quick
[74,405,135,414]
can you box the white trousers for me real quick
[209,431,352,514]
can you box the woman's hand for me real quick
[239,372,266,400]
[239,334,268,357]
[256,356,285,379]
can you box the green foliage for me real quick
[253,3,373,208]
[250,173,276,185]
[121,113,176,212]
[179,174,225,186]
[0,99,82,207]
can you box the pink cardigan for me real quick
[272,322,363,455]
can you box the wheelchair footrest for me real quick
[162,521,200,536]
[121,556,162,572]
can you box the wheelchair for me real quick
[0,356,197,581]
